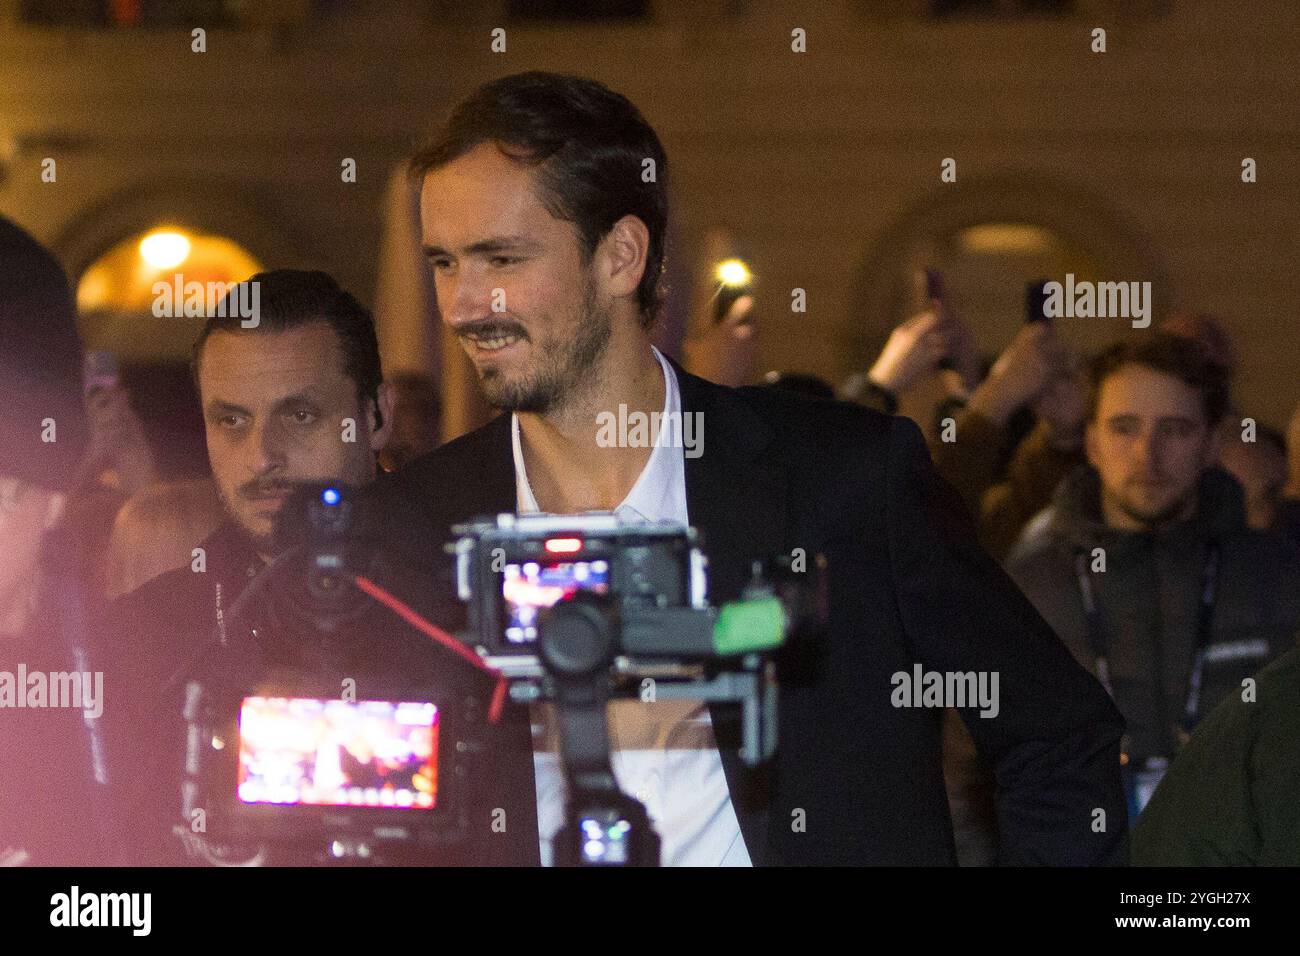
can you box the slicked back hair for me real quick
[192,269,384,428]
[409,71,669,328]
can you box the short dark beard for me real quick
[218,475,299,559]
[1110,489,1197,531]
[479,276,610,416]
[217,487,277,558]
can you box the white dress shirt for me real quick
[511,346,752,866]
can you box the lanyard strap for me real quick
[1183,541,1221,726]
[1073,548,1112,695]
[1073,540,1220,742]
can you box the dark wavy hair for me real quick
[1087,333,1231,428]
[409,71,669,327]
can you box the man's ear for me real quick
[369,382,397,452]
[598,214,649,310]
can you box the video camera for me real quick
[450,512,818,865]
[176,483,498,866]
[177,488,815,866]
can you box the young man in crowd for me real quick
[1007,334,1300,822]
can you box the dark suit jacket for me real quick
[369,359,1128,865]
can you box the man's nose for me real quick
[249,418,287,473]
[442,269,494,329]
[1131,428,1160,470]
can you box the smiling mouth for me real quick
[462,330,525,353]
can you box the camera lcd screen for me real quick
[501,559,610,644]
[237,697,438,810]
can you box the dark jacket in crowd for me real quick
[1006,465,1300,767]
[370,358,1128,866]
[0,216,99,864]
[99,521,265,864]
[1270,496,1300,549]
[1133,646,1300,865]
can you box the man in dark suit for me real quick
[371,71,1126,865]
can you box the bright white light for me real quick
[716,259,751,287]
[139,230,191,270]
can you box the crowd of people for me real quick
[836,295,1300,865]
[3,70,1297,868]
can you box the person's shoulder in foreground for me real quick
[702,372,900,477]
[1133,646,1300,866]
[733,375,894,441]
[372,376,899,562]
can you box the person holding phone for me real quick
[840,269,982,416]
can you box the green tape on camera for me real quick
[713,596,786,656]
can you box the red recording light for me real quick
[544,537,583,554]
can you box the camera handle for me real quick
[538,594,662,867]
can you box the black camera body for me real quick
[177,484,496,865]
[449,511,800,865]
[451,512,714,677]
[177,494,796,866]
[180,663,483,864]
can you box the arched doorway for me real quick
[55,181,297,361]
[850,173,1171,374]
[52,182,296,479]
[75,226,265,361]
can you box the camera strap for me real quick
[1181,540,1221,730]
[214,581,229,647]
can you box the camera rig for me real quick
[172,488,810,867]
[173,484,502,866]
[450,512,801,866]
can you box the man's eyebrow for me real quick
[205,392,321,417]
[422,236,541,258]
[1105,413,1197,425]
[270,391,322,410]
[206,399,250,417]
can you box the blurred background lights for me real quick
[139,230,192,270]
[716,258,751,287]
[76,229,263,360]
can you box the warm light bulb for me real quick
[716,259,751,287]
[139,230,191,270]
